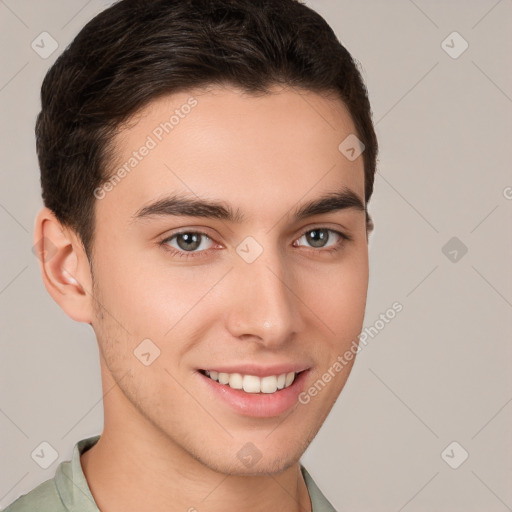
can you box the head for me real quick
[35,0,378,475]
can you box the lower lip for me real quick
[197,370,310,418]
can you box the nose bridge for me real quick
[226,238,299,343]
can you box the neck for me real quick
[80,369,312,512]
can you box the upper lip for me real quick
[199,363,310,378]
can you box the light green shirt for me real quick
[3,435,337,511]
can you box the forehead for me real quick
[98,85,365,226]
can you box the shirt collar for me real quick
[54,435,100,511]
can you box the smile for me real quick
[200,370,299,394]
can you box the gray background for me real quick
[1,0,511,510]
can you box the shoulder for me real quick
[2,476,66,512]
[2,435,101,512]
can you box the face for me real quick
[89,84,369,475]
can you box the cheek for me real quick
[301,250,369,338]
[95,246,225,337]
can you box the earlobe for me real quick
[33,207,94,323]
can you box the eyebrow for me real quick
[131,187,365,224]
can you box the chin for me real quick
[227,437,308,475]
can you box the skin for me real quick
[35,84,372,512]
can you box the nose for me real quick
[224,245,303,347]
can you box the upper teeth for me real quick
[205,370,297,394]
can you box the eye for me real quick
[161,231,215,258]
[293,228,349,252]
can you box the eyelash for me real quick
[159,227,352,260]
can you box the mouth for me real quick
[199,369,302,394]
[197,365,311,417]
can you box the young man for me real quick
[5,0,378,510]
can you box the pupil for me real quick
[177,233,201,251]
[307,229,327,248]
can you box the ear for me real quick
[366,211,374,242]
[33,207,94,323]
